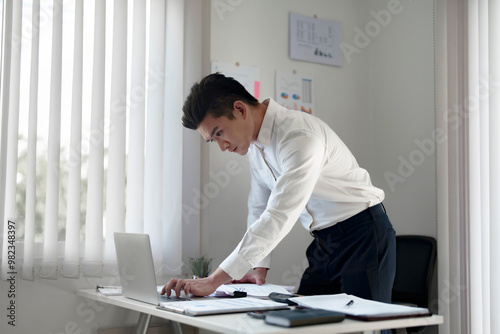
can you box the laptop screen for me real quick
[114,232,160,305]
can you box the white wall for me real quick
[368,0,436,237]
[205,0,436,287]
[0,275,140,334]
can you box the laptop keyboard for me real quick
[158,293,191,302]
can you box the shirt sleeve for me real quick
[219,130,327,279]
[247,161,272,269]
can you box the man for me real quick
[162,73,396,303]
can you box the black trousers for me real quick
[297,204,396,303]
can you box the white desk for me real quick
[76,289,443,334]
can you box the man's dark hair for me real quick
[182,72,259,129]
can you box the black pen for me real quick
[345,300,354,308]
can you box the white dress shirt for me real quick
[219,98,385,279]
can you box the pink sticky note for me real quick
[254,81,260,99]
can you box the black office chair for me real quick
[391,235,437,333]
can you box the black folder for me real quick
[264,308,345,327]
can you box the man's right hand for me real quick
[161,267,232,297]
[231,267,268,285]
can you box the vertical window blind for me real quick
[439,0,500,333]
[0,0,190,281]
[468,0,500,333]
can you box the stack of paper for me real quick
[159,297,288,316]
[289,293,431,321]
[97,287,122,296]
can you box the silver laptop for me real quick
[114,232,190,305]
[114,232,288,316]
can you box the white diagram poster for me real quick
[275,71,314,114]
[211,61,261,99]
[289,12,342,67]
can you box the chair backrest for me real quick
[391,235,437,308]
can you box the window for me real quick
[0,0,196,281]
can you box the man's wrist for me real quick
[209,267,233,287]
[253,267,269,276]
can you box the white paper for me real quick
[290,293,430,318]
[211,61,261,99]
[276,71,314,114]
[290,12,342,67]
[97,287,122,296]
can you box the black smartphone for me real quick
[247,311,267,319]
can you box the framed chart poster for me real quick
[276,70,314,114]
[290,12,342,67]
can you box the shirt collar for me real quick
[255,98,280,146]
